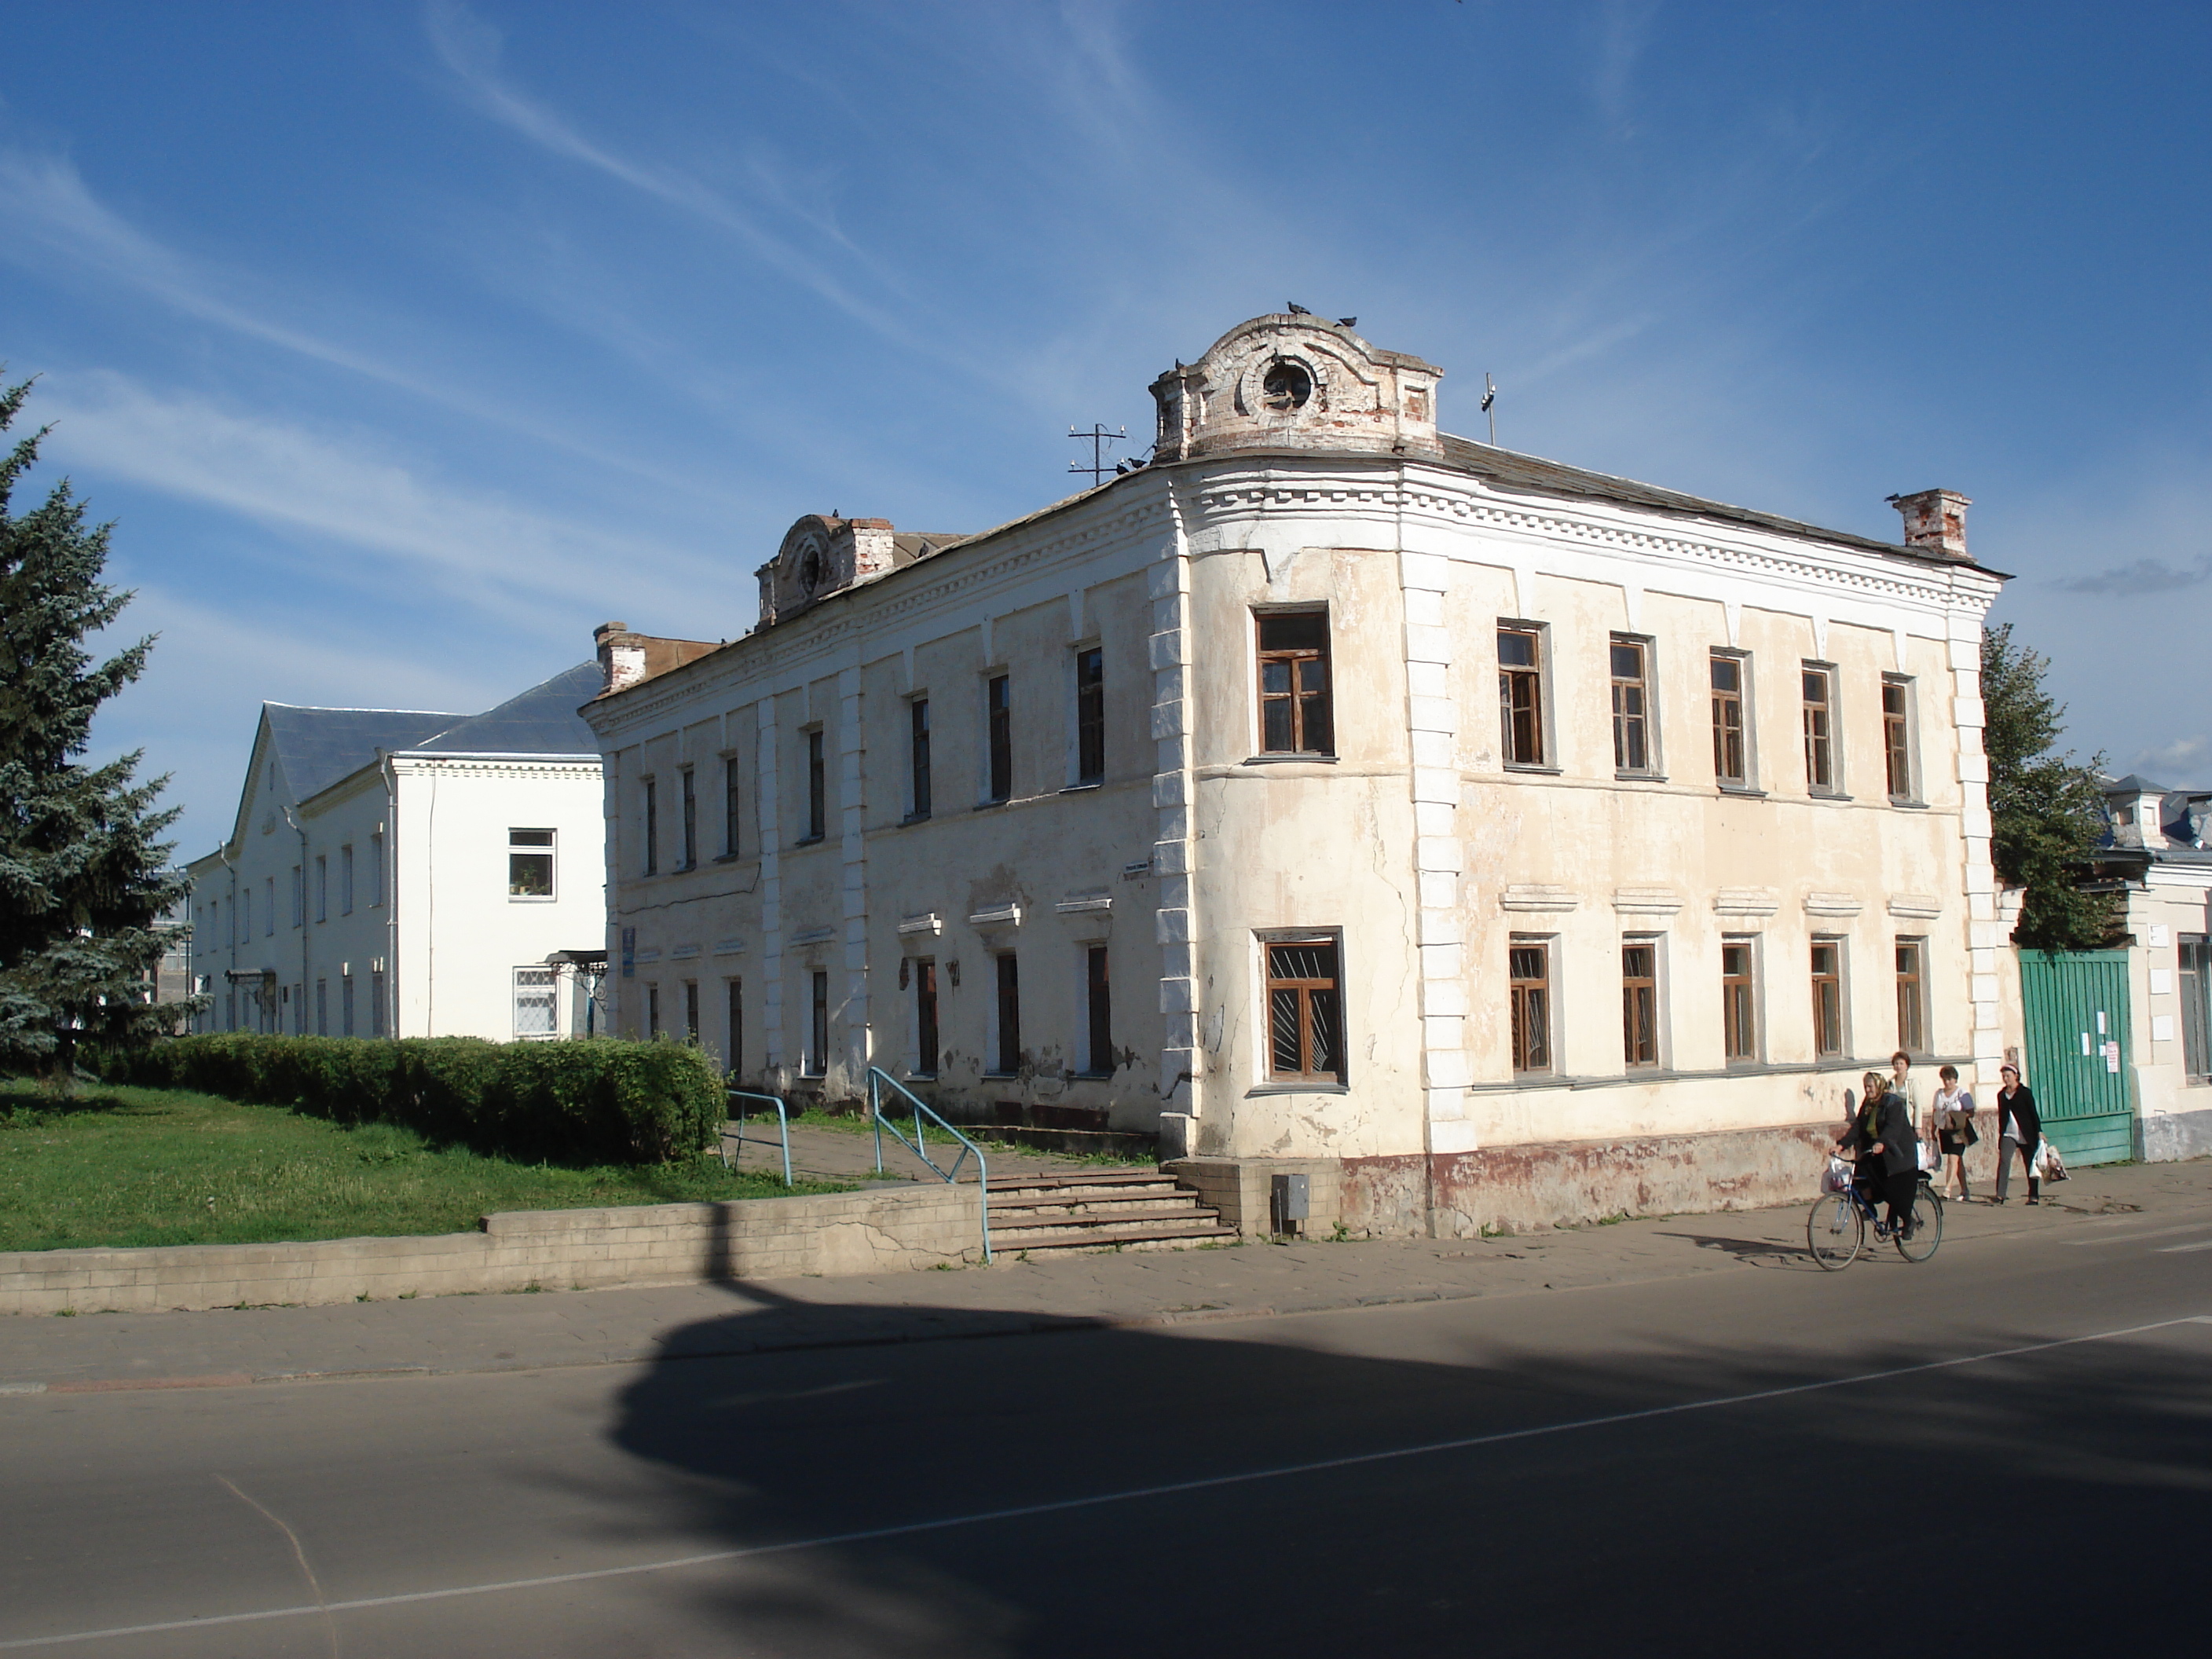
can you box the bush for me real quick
[115,1035,721,1165]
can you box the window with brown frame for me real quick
[1802,666,1837,793]
[1882,678,1915,800]
[806,971,830,1075]
[1075,648,1105,784]
[914,960,939,1076]
[726,977,743,1075]
[641,780,657,876]
[993,953,1021,1075]
[909,698,932,820]
[1498,625,1545,766]
[1610,637,1654,775]
[1722,938,1757,1062]
[986,675,1013,801]
[1256,612,1332,754]
[1711,654,1748,786]
[1084,946,1112,1075]
[723,756,743,857]
[1621,941,1660,1068]
[679,767,698,869]
[1266,938,1344,1082]
[1811,940,1844,1057]
[1895,937,1927,1054]
[1509,939,1551,1073]
[806,730,826,840]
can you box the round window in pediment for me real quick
[1262,361,1313,412]
[799,545,824,596]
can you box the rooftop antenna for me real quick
[1068,423,1126,488]
[1481,373,1498,446]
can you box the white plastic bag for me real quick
[2034,1138,2069,1182]
[1917,1138,1941,1173]
[1822,1156,1854,1194]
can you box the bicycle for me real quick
[1807,1164,1943,1270]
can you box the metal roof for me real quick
[412,662,600,757]
[262,704,463,804]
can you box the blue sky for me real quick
[2,1,2207,859]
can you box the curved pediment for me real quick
[1151,313,1443,464]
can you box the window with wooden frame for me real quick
[992,953,1021,1075]
[723,755,743,858]
[1722,937,1757,1062]
[1621,940,1660,1068]
[1075,647,1105,784]
[1256,611,1333,755]
[986,675,1013,801]
[807,969,829,1075]
[909,698,932,820]
[1266,937,1344,1082]
[1895,937,1927,1055]
[2180,937,2210,1082]
[644,983,660,1041]
[1084,946,1112,1075]
[1509,938,1552,1073]
[1610,637,1655,775]
[641,778,658,876]
[509,829,555,898]
[683,980,700,1044]
[726,977,743,1076]
[678,767,698,869]
[805,730,826,840]
[1497,625,1546,767]
[914,959,939,1076]
[1811,939,1845,1058]
[1710,654,1748,787]
[1881,677,1916,801]
[1802,665,1838,793]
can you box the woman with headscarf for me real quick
[1836,1068,1922,1240]
[1992,1062,2043,1205]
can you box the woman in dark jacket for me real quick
[1837,1070,1922,1238]
[1993,1063,2042,1204]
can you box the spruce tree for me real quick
[0,375,196,1079]
[1981,621,2117,951]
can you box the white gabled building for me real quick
[582,313,2005,1236]
[185,665,607,1042]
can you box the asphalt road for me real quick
[4,1201,2207,1657]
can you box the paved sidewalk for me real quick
[5,1159,2204,1394]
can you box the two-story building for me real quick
[583,313,2005,1235]
[185,664,607,1042]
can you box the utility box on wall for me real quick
[1271,1172,1309,1236]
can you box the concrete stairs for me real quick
[987,1170,1236,1255]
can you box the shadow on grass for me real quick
[578,1279,2210,1657]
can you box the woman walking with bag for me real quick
[1932,1064,1978,1203]
[1993,1063,2042,1205]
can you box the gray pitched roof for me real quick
[413,662,599,757]
[262,704,463,804]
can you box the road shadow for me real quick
[1652,1229,1823,1267]
[578,1276,2210,1657]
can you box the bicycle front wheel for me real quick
[1808,1193,1863,1270]
[1895,1185,1944,1262]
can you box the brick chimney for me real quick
[1888,489,1972,561]
[595,621,646,694]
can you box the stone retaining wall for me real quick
[0,1183,983,1317]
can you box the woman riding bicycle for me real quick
[1835,1070,1921,1240]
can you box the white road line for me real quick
[2156,1241,2212,1254]
[3,1313,2206,1653]
[2064,1222,2212,1247]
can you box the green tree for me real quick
[1981,621,2116,951]
[0,375,196,1079]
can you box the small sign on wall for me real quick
[2104,1041,2122,1075]
[2152,1015,2176,1043]
[2150,924,2170,947]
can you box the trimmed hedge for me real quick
[118,1035,721,1166]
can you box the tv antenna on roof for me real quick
[1068,423,1127,488]
[1481,373,1498,446]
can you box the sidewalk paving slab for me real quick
[4,1158,2203,1394]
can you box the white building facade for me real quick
[186,665,607,1043]
[585,315,2005,1235]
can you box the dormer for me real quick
[1149,314,1444,464]
[754,515,965,629]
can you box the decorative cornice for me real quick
[1713,886,1782,917]
[1804,891,1863,917]
[1499,884,1579,914]
[1887,894,1945,920]
[1613,886,1684,916]
[896,913,943,937]
[968,903,1022,929]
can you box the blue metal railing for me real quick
[867,1067,991,1262]
[723,1088,793,1187]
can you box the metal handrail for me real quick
[867,1067,991,1262]
[723,1088,793,1187]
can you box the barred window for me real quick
[1509,939,1551,1073]
[1621,941,1660,1068]
[514,967,558,1038]
[1267,938,1344,1082]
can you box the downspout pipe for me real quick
[281,806,309,1035]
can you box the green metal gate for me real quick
[2018,950,2136,1165]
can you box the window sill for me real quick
[1060,781,1104,793]
[1244,753,1339,766]
[712,851,744,864]
[1717,784,1767,798]
[1810,791,1853,804]
[1889,797,1930,811]
[793,834,826,848]
[508,895,558,904]
[899,812,932,826]
[1615,771,1668,785]
[1246,1080,1349,1096]
[1503,762,1562,776]
[974,798,1010,811]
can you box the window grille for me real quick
[1266,938,1344,1082]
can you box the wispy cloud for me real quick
[42,371,736,630]
[1588,0,1662,127]
[2126,734,2209,782]
[2056,555,2210,595]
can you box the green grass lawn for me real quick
[0,1079,849,1254]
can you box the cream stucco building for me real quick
[584,314,2005,1235]
[185,665,607,1043]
